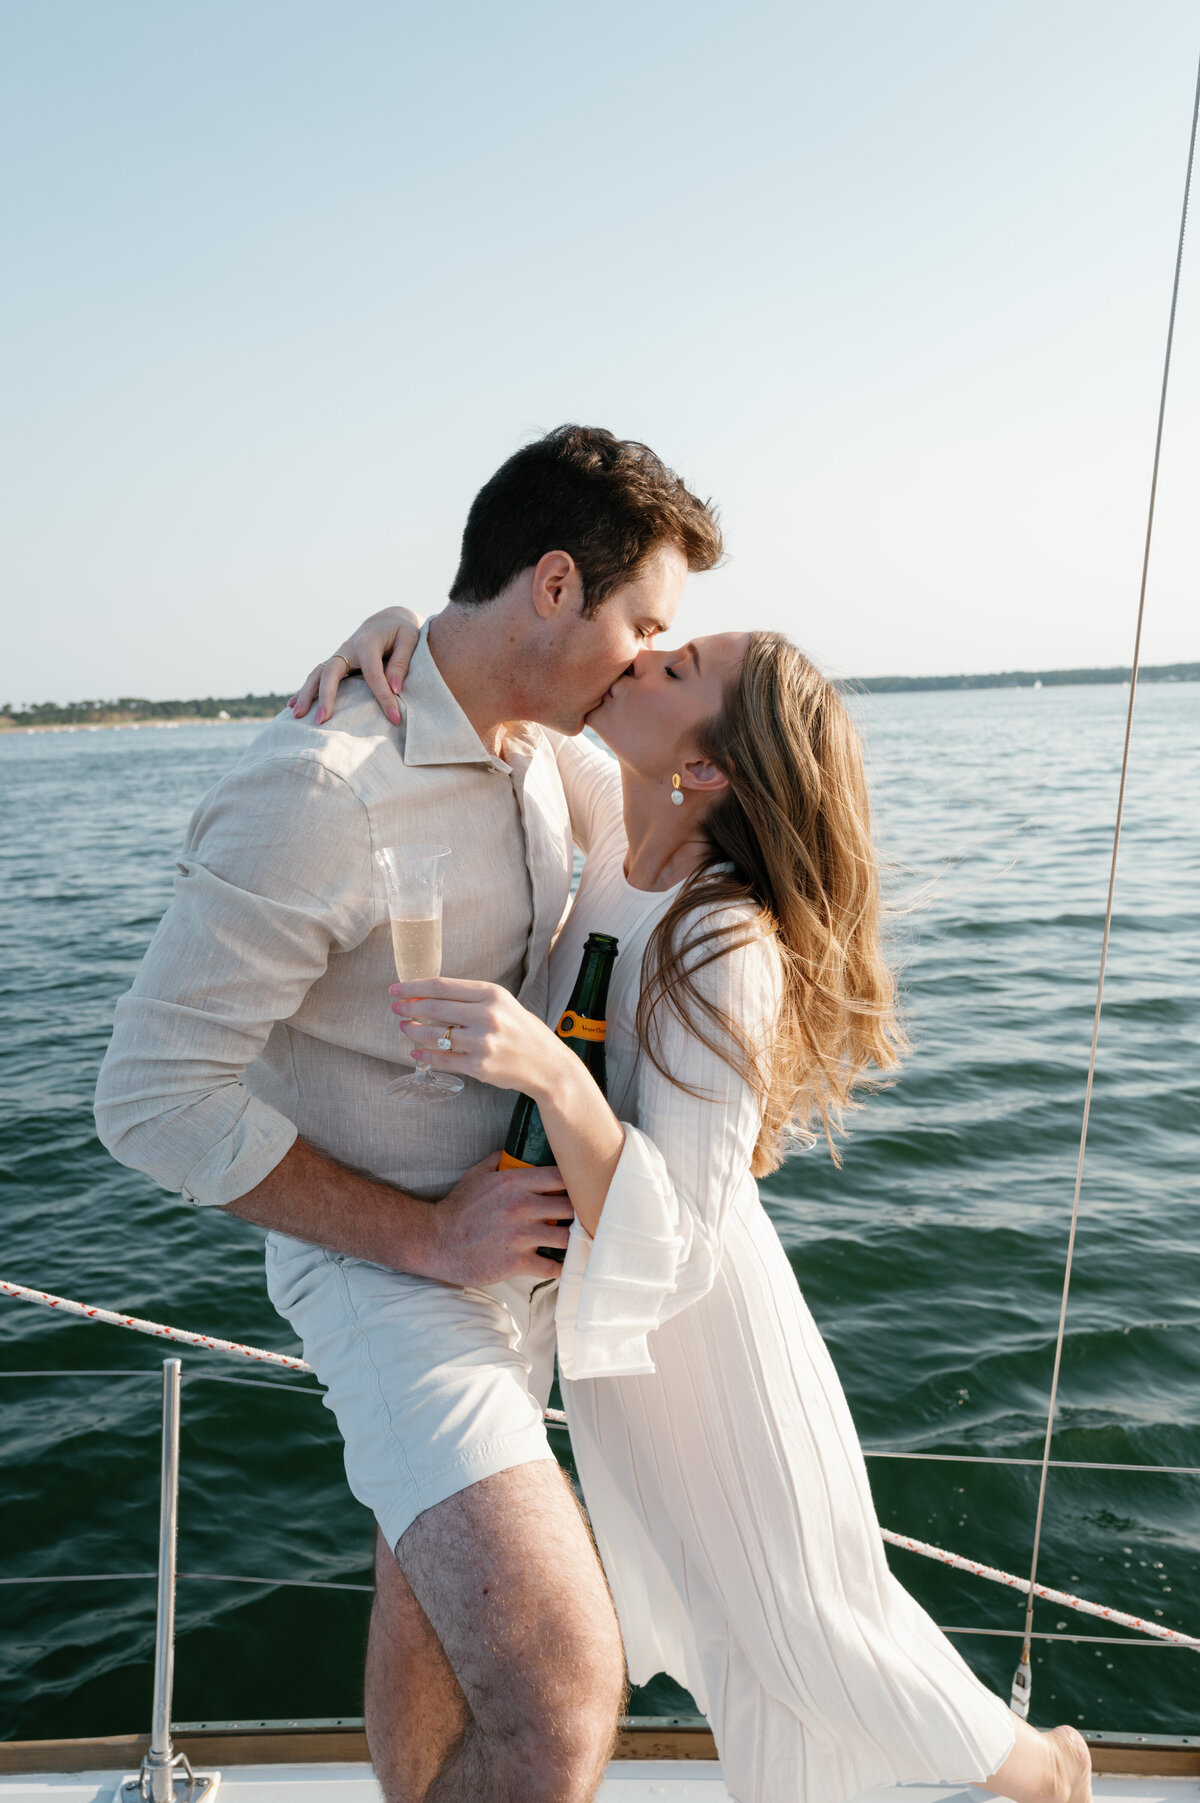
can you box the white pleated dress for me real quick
[547,736,1016,1803]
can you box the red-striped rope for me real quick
[881,1530,1199,1649]
[0,1278,313,1372]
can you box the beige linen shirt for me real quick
[94,628,573,1205]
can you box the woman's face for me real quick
[586,631,751,780]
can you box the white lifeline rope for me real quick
[883,1530,1200,1651]
[4,1276,1197,1648]
[0,1277,568,1400]
[1011,45,1200,1721]
[0,1278,315,1373]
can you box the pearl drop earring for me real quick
[671,774,684,806]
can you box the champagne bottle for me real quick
[499,932,618,1262]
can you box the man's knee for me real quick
[395,1466,626,1797]
[554,1611,627,1737]
[478,1613,625,1800]
[485,1694,624,1802]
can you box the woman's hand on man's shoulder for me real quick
[288,607,423,728]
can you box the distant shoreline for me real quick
[2,663,1197,731]
[0,714,278,735]
[0,696,290,733]
[853,660,1198,694]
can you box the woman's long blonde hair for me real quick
[637,631,906,1174]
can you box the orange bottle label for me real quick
[556,1011,605,1043]
[498,1150,534,1170]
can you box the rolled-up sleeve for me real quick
[556,922,781,1380]
[94,752,376,1205]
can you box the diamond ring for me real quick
[436,1031,453,1052]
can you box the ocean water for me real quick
[1,683,1197,1745]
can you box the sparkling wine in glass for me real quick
[376,844,463,1100]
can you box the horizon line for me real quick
[3,657,1199,719]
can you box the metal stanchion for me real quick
[144,1356,183,1802]
[117,1358,219,1803]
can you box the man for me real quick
[95,424,723,1803]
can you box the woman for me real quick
[291,612,1090,1803]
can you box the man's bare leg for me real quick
[365,1528,468,1802]
[369,1461,625,1803]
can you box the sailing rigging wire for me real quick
[1011,45,1200,1719]
[6,1354,1200,1472]
[4,1278,1198,1651]
[3,1511,1196,1648]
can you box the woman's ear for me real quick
[680,754,731,797]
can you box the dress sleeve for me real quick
[556,918,781,1380]
[550,731,623,855]
[94,752,377,1206]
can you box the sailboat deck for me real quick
[1,1769,1198,1803]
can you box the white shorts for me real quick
[265,1231,558,1550]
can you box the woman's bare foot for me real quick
[1047,1725,1093,1803]
[980,1717,1092,1803]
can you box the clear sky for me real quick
[3,1,1198,704]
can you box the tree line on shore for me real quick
[1,694,290,729]
[3,662,1197,729]
[856,661,1198,693]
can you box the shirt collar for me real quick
[401,624,513,771]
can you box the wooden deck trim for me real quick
[0,1725,718,1775]
[614,1725,718,1761]
[1088,1744,1200,1778]
[1,1723,1196,1778]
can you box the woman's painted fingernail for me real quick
[388,704,401,724]
[390,678,403,694]
[314,707,325,725]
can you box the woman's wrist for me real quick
[525,1029,581,1109]
[535,1049,625,1157]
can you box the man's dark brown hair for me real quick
[449,424,723,616]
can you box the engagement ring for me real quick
[436,1031,454,1052]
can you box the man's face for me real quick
[528,543,688,734]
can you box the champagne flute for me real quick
[376,844,463,1100]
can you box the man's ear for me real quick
[680,754,731,798]
[530,550,583,621]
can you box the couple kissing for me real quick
[97,425,1091,1803]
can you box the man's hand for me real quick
[422,1152,573,1286]
[224,1139,571,1287]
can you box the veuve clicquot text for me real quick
[499,932,618,1263]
